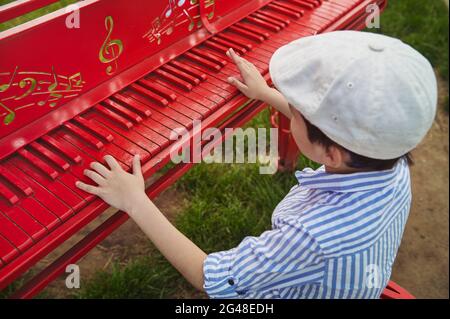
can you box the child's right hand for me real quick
[76,154,147,216]
[226,48,271,101]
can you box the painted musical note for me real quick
[143,0,216,46]
[37,66,63,107]
[0,68,85,126]
[182,9,196,31]
[0,101,15,125]
[0,66,18,93]
[65,72,83,91]
[205,0,216,20]
[15,77,37,100]
[160,20,175,36]
[166,0,175,18]
[99,16,124,76]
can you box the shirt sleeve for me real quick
[203,223,325,298]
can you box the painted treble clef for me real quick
[99,16,124,76]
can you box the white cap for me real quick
[269,31,438,160]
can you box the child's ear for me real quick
[323,145,345,169]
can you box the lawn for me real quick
[0,0,448,298]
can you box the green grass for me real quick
[0,0,80,32]
[372,0,449,83]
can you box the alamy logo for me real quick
[169,120,279,175]
[365,4,381,29]
[365,264,381,289]
[65,264,80,289]
[65,4,81,29]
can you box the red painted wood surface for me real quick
[0,0,273,159]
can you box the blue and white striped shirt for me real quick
[203,158,411,299]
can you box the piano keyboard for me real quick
[0,0,376,276]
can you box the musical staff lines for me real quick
[0,66,85,126]
[143,0,216,46]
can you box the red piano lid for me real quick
[0,0,272,160]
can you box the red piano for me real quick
[0,0,388,298]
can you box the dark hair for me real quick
[301,115,413,171]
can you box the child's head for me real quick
[289,105,410,171]
[270,31,437,172]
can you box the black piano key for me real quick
[130,83,169,107]
[101,99,143,124]
[176,57,237,96]
[73,116,115,142]
[123,89,193,130]
[0,164,33,196]
[216,33,253,51]
[3,161,76,221]
[113,95,173,138]
[40,135,82,164]
[250,12,288,29]
[113,93,152,118]
[234,22,270,40]
[190,48,228,68]
[63,122,105,149]
[160,64,200,86]
[273,0,305,16]
[11,156,85,214]
[209,37,248,55]
[246,16,282,33]
[203,40,232,55]
[29,141,70,171]
[169,60,207,82]
[228,25,265,43]
[83,113,155,160]
[126,85,192,126]
[17,148,59,180]
[0,232,20,264]
[137,79,178,102]
[153,69,193,92]
[286,0,315,9]
[313,3,344,20]
[158,63,224,109]
[95,104,134,130]
[143,77,211,118]
[267,2,302,19]
[184,52,223,72]
[0,180,18,205]
[54,129,130,171]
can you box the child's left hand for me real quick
[76,154,146,214]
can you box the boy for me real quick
[76,31,437,298]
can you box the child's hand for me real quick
[226,48,271,100]
[76,154,146,214]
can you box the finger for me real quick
[132,154,142,177]
[75,181,102,196]
[90,161,111,178]
[104,155,121,171]
[83,169,106,186]
[227,77,249,92]
[227,48,246,68]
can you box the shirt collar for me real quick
[295,159,404,193]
